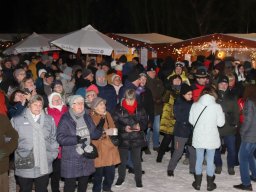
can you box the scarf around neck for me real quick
[26,109,48,175]
[69,109,90,145]
[122,99,138,115]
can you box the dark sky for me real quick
[2,0,256,39]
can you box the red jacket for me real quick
[47,105,68,159]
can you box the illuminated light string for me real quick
[172,40,256,60]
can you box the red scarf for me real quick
[122,99,138,115]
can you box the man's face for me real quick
[196,77,207,86]
[147,70,156,79]
[218,82,229,91]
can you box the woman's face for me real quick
[183,91,193,101]
[15,70,26,82]
[238,66,244,74]
[175,66,182,75]
[86,91,97,102]
[51,95,62,106]
[72,99,85,114]
[29,100,43,115]
[53,84,63,94]
[95,101,106,115]
[24,78,35,90]
[139,76,147,87]
[14,92,25,102]
[172,77,182,86]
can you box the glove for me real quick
[96,117,105,131]
[77,135,87,144]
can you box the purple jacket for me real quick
[57,111,102,178]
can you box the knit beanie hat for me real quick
[90,97,106,110]
[127,70,140,82]
[82,69,92,78]
[218,75,229,84]
[67,95,84,106]
[63,67,73,76]
[180,83,192,95]
[96,69,107,86]
[38,69,47,78]
[86,84,99,95]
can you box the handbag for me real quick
[109,135,120,146]
[15,149,35,169]
[83,143,98,159]
[187,106,207,145]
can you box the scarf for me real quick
[26,109,48,175]
[122,99,138,115]
[69,109,92,153]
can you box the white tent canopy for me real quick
[115,33,182,44]
[3,32,59,55]
[51,25,129,55]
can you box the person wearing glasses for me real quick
[57,95,103,192]
[47,92,68,192]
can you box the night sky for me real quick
[2,0,256,39]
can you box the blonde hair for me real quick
[124,89,136,100]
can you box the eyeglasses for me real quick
[52,99,62,103]
[73,102,84,105]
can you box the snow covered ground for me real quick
[9,148,256,192]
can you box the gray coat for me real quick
[240,100,256,143]
[11,109,58,178]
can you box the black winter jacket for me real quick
[112,104,147,149]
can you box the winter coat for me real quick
[189,94,225,149]
[160,90,178,135]
[0,114,18,174]
[173,96,193,138]
[8,102,26,118]
[47,106,68,159]
[57,111,102,178]
[146,76,165,115]
[140,86,154,125]
[167,71,190,85]
[90,112,120,168]
[217,90,239,136]
[47,106,68,127]
[112,104,147,149]
[97,84,117,114]
[11,109,59,178]
[240,100,256,143]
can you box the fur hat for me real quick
[195,68,208,78]
[90,97,106,110]
[175,61,185,68]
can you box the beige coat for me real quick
[91,112,120,168]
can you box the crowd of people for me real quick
[0,52,256,192]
